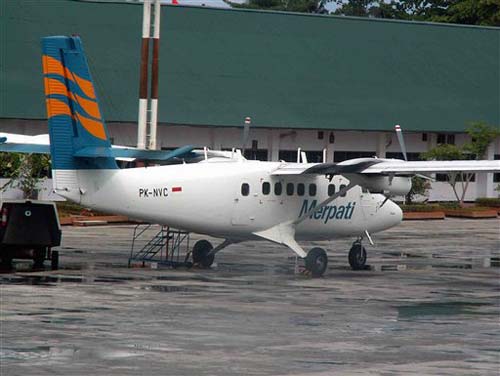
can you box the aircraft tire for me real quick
[305,247,328,277]
[348,243,367,270]
[192,240,215,268]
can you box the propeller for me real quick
[394,124,433,181]
[394,124,407,161]
[241,116,251,156]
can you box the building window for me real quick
[437,133,455,145]
[422,133,428,142]
[241,183,250,196]
[436,173,475,182]
[318,131,324,140]
[279,150,323,163]
[334,151,375,162]
[262,182,270,195]
[328,184,336,196]
[286,183,294,196]
[274,182,282,195]
[244,149,268,161]
[386,152,422,161]
[309,184,317,196]
[297,183,305,196]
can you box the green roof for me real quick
[1,0,499,132]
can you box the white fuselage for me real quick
[57,159,403,241]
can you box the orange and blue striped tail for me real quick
[41,36,117,170]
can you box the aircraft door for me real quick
[360,187,377,220]
[231,182,254,226]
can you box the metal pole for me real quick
[149,0,161,150]
[137,0,151,149]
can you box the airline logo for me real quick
[299,200,356,224]
[42,53,106,141]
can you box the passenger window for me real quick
[340,184,347,197]
[309,184,317,196]
[286,183,294,196]
[241,183,250,196]
[274,182,283,195]
[262,182,270,195]
[297,183,305,196]
[328,184,336,196]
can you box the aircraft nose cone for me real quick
[384,199,403,228]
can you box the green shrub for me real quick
[399,204,443,212]
[475,198,500,208]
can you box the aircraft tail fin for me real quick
[41,36,117,172]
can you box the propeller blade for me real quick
[241,116,251,155]
[415,173,434,181]
[394,124,408,161]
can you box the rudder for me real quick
[41,36,117,171]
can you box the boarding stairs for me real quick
[128,224,191,267]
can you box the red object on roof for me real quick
[172,186,182,192]
[172,0,179,4]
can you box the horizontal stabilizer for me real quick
[73,145,195,161]
[0,143,50,154]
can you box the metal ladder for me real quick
[128,224,191,267]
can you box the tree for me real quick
[0,153,51,199]
[406,176,431,204]
[226,0,330,13]
[421,122,499,206]
[333,0,500,26]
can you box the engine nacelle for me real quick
[353,175,412,196]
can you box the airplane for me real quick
[1,35,499,277]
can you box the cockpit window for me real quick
[328,184,335,196]
[340,184,347,197]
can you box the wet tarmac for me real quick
[1,218,499,375]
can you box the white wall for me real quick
[1,119,498,200]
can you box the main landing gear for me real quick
[192,240,215,268]
[348,239,367,270]
[191,239,233,268]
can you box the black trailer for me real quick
[0,200,61,270]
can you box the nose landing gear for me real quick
[348,240,367,270]
[304,247,328,277]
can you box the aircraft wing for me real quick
[272,158,500,176]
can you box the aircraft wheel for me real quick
[192,240,215,268]
[348,242,367,270]
[305,247,328,277]
[33,247,46,269]
[51,250,59,270]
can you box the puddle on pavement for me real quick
[397,301,496,319]
[0,275,130,286]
